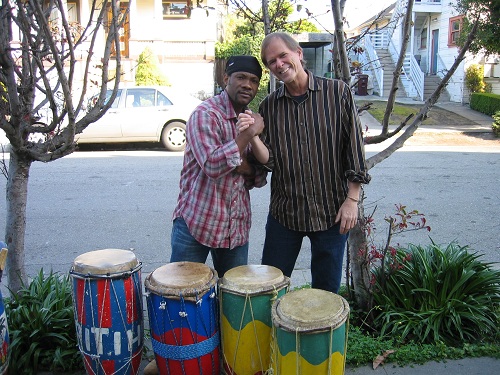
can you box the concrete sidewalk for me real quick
[137,356,499,375]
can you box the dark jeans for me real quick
[261,213,348,293]
[170,218,249,277]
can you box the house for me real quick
[24,0,220,99]
[350,0,500,103]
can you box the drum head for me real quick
[272,288,349,333]
[220,265,289,295]
[71,249,139,276]
[145,261,217,298]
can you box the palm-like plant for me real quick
[5,270,82,373]
[372,242,500,345]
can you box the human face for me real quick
[262,37,304,84]
[224,71,260,113]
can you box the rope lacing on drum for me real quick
[295,328,301,375]
[328,326,334,375]
[76,274,142,375]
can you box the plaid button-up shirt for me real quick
[172,90,267,249]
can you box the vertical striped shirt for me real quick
[259,72,371,232]
[173,90,267,249]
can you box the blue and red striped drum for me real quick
[145,262,219,375]
[0,288,8,374]
[70,249,144,375]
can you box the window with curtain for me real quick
[448,15,464,46]
[162,1,192,19]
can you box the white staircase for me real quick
[374,49,407,97]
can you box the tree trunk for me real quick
[5,151,32,294]
[347,202,371,311]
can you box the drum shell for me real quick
[70,249,144,375]
[0,289,9,375]
[271,288,349,375]
[219,265,290,375]
[145,262,219,375]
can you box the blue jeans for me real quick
[170,218,249,277]
[261,213,348,293]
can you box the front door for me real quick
[106,2,130,58]
[430,29,439,74]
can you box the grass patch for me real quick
[347,326,500,367]
[356,100,475,126]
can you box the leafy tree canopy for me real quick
[457,0,500,56]
[217,0,319,59]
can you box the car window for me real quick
[126,88,155,108]
[106,89,121,109]
[87,89,121,111]
[157,91,173,107]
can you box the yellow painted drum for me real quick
[271,288,350,375]
[219,265,290,375]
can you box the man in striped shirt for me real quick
[259,32,371,293]
[170,55,267,277]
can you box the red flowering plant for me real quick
[355,204,431,311]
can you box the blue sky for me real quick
[233,0,396,32]
[288,0,396,31]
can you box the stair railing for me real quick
[364,34,384,96]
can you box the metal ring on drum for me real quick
[218,265,290,375]
[144,261,220,375]
[271,288,350,375]
[70,248,144,375]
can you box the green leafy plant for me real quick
[492,110,500,137]
[5,270,82,374]
[135,46,170,86]
[372,242,500,345]
[346,325,499,367]
[464,64,486,94]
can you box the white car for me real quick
[78,86,201,151]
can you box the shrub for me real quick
[470,92,500,115]
[135,46,170,86]
[5,270,82,374]
[492,111,500,137]
[464,64,485,94]
[372,242,500,345]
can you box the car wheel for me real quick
[161,122,186,151]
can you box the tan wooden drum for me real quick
[271,288,350,375]
[219,265,290,375]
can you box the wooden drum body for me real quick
[145,262,219,375]
[219,265,290,375]
[70,249,144,375]
[271,288,349,375]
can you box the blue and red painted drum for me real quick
[70,249,144,375]
[145,262,219,375]
[0,288,8,375]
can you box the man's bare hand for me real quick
[335,200,359,234]
[235,157,255,176]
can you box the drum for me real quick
[70,249,144,375]
[219,265,290,375]
[271,288,349,375]
[145,262,219,375]
[0,289,8,374]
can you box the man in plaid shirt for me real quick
[170,55,267,277]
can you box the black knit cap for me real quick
[225,55,262,79]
